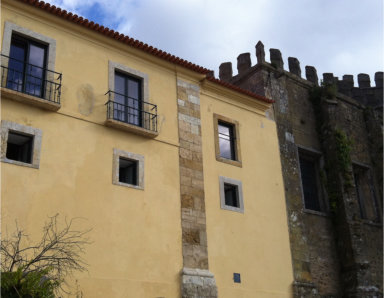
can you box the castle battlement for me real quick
[219,41,383,108]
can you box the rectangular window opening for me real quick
[224,183,239,208]
[6,35,47,98]
[114,72,143,127]
[218,121,236,160]
[6,131,34,164]
[353,164,379,222]
[233,273,241,283]
[119,157,138,185]
[298,151,324,212]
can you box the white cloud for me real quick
[47,0,383,85]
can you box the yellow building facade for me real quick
[1,0,293,297]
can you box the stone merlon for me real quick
[255,41,265,64]
[270,48,284,70]
[358,73,371,88]
[323,73,334,85]
[288,57,301,77]
[219,62,233,82]
[375,72,383,88]
[305,66,318,85]
[237,53,251,75]
[342,75,354,88]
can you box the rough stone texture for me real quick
[288,57,301,77]
[255,41,265,64]
[323,73,335,85]
[237,53,251,75]
[219,62,233,82]
[270,48,284,70]
[338,75,354,97]
[181,268,217,298]
[226,44,383,297]
[177,79,217,297]
[305,66,319,86]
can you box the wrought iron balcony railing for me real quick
[105,90,158,133]
[1,54,62,104]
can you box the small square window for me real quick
[219,176,244,213]
[119,157,138,185]
[224,183,239,208]
[113,148,144,190]
[233,273,241,283]
[6,131,34,164]
[1,120,42,169]
[213,114,241,167]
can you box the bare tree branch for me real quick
[1,214,92,295]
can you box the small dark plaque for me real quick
[233,273,241,283]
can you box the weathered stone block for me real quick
[288,57,301,77]
[358,73,371,88]
[270,48,284,70]
[255,41,265,64]
[183,229,200,245]
[237,53,251,75]
[219,62,233,82]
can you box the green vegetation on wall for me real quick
[309,84,353,215]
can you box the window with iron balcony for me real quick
[105,62,158,138]
[1,22,61,111]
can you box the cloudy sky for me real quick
[49,0,383,86]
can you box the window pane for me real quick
[218,122,235,160]
[128,79,139,100]
[299,156,321,212]
[119,158,137,185]
[28,44,45,67]
[25,44,45,97]
[7,41,26,92]
[114,73,142,126]
[224,183,239,207]
[6,132,33,164]
[114,73,126,121]
[219,138,232,159]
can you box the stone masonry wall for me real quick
[176,79,218,298]
[218,41,383,297]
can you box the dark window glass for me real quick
[233,273,241,283]
[119,158,138,185]
[114,72,142,126]
[7,35,47,97]
[299,154,322,212]
[6,131,33,164]
[353,165,379,222]
[218,122,236,160]
[224,183,239,207]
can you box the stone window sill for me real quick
[361,219,382,227]
[1,87,60,111]
[303,208,330,218]
[105,119,158,138]
[215,156,242,168]
[1,157,39,169]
